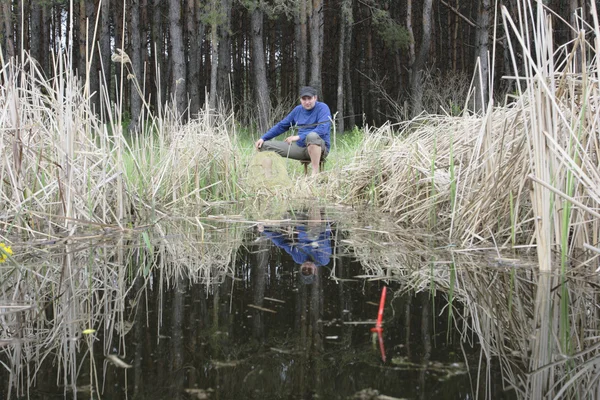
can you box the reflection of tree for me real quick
[293,262,325,398]
[418,293,431,400]
[170,275,186,400]
[133,275,144,400]
[252,238,268,340]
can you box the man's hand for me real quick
[284,135,300,144]
[255,138,264,150]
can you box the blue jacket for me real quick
[261,102,331,150]
[261,226,332,266]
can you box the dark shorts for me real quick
[260,132,329,161]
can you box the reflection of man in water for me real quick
[258,214,332,284]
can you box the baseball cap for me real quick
[299,86,317,97]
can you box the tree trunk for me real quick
[406,0,415,88]
[336,0,351,134]
[251,6,271,133]
[30,0,42,64]
[233,11,245,111]
[152,0,166,110]
[209,22,218,109]
[3,0,16,59]
[475,0,490,112]
[100,0,111,104]
[40,1,50,73]
[114,0,124,107]
[569,0,580,33]
[410,0,433,117]
[208,0,219,109]
[268,19,276,94]
[295,0,308,89]
[452,0,459,71]
[169,0,187,118]
[77,0,99,113]
[186,0,201,117]
[280,24,293,99]
[79,0,87,77]
[54,2,63,56]
[86,0,100,114]
[364,6,373,123]
[14,0,21,56]
[308,0,323,93]
[130,0,143,130]
[344,4,354,130]
[217,0,232,108]
[570,0,582,72]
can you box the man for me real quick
[257,207,332,284]
[255,86,331,176]
[258,221,332,284]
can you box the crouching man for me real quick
[255,86,331,176]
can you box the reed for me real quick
[341,1,600,275]
[0,50,241,240]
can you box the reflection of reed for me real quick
[152,218,243,286]
[0,217,244,397]
[0,240,128,396]
[339,223,432,281]
[347,232,600,399]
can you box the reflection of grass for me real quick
[0,216,245,397]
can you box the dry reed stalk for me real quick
[342,1,600,276]
[0,51,240,241]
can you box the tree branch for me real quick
[440,0,477,28]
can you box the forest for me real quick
[1,0,595,133]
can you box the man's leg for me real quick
[307,144,322,176]
[304,132,328,176]
[261,141,305,159]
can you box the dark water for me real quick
[1,210,517,399]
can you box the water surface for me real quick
[4,205,591,399]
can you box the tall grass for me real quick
[341,1,600,274]
[0,50,240,240]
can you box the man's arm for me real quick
[261,108,298,141]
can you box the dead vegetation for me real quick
[336,2,600,276]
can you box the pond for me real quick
[0,205,596,399]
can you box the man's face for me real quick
[300,95,317,110]
[301,262,317,276]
